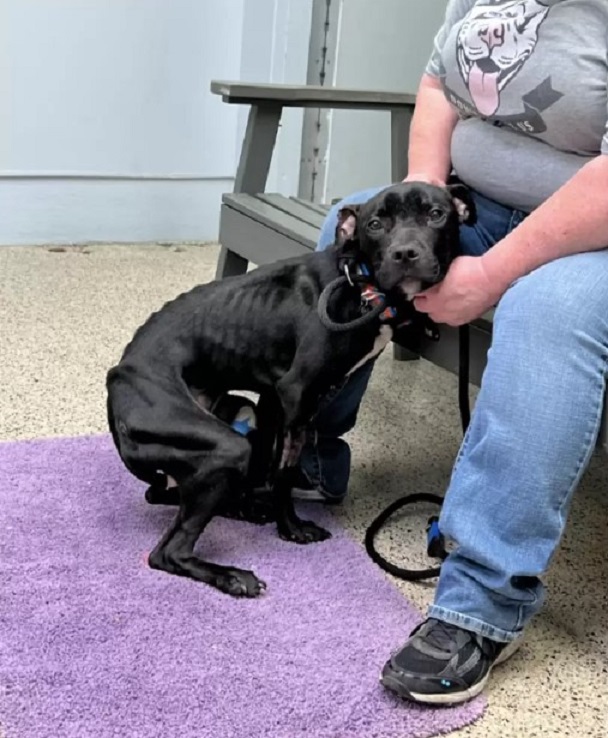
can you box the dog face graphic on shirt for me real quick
[456,0,551,116]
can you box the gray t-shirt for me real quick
[426,0,608,211]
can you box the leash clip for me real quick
[343,263,354,287]
[360,286,380,311]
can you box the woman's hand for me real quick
[413,256,507,326]
[402,172,446,187]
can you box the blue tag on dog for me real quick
[231,406,257,437]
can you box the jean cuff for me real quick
[427,605,523,644]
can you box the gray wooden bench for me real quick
[211,81,415,277]
[211,80,608,452]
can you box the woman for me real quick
[297,0,608,705]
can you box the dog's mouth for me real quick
[398,277,423,300]
[376,261,443,297]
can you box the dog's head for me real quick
[335,181,475,298]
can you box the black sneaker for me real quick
[290,466,327,502]
[381,618,520,705]
[291,466,348,504]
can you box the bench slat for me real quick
[222,194,320,248]
[256,194,326,229]
[211,81,416,110]
[290,197,330,216]
[219,205,314,267]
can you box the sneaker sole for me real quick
[291,487,327,502]
[380,637,521,706]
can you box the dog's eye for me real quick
[428,208,445,223]
[367,218,383,231]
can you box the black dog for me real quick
[106,181,475,597]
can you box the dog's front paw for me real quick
[215,569,267,598]
[278,520,332,545]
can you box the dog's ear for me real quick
[335,204,361,246]
[446,184,476,225]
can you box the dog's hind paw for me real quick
[216,569,267,598]
[144,484,179,506]
[278,520,332,545]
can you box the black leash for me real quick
[317,274,386,332]
[364,323,472,582]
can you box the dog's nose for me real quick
[390,245,420,263]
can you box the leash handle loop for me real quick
[317,276,386,333]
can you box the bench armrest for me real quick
[210,80,416,111]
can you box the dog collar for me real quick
[344,262,409,326]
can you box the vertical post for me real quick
[298,0,340,202]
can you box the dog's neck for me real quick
[324,244,415,329]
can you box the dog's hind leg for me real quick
[148,430,266,597]
[148,468,266,597]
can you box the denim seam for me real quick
[305,429,322,489]
[452,421,474,473]
[313,438,326,494]
[513,352,608,631]
[508,209,526,231]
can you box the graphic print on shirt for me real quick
[449,0,563,133]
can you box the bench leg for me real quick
[234,103,282,193]
[393,344,420,362]
[215,247,248,280]
[215,102,283,281]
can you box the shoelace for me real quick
[422,620,470,654]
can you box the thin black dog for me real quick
[106,181,475,597]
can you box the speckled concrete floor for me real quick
[1,242,607,737]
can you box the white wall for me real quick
[320,0,448,202]
[0,0,311,245]
[237,0,313,196]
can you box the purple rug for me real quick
[0,435,485,738]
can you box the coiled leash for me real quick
[317,262,400,333]
[364,323,472,581]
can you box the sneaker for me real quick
[290,467,327,502]
[380,618,520,705]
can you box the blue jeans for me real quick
[304,184,608,641]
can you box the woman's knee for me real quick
[494,251,608,344]
[314,361,375,436]
[316,185,390,251]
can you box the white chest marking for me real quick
[345,325,394,377]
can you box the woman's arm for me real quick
[404,74,459,186]
[414,154,608,326]
[480,154,608,291]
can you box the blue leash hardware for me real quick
[426,516,448,561]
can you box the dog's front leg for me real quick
[274,429,331,544]
[273,375,332,544]
[280,427,306,468]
